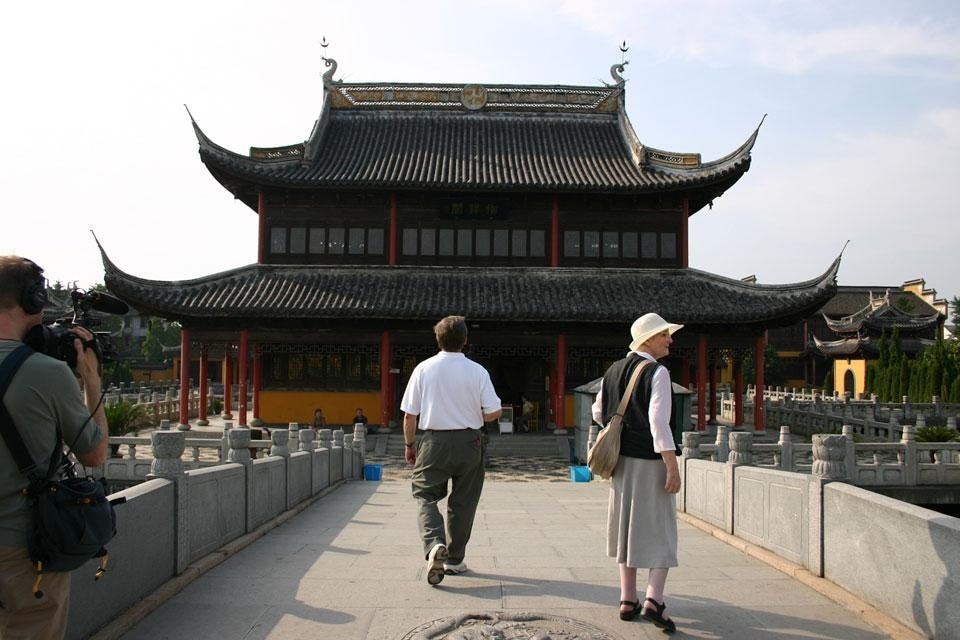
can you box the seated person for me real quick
[352,407,368,425]
[311,408,326,430]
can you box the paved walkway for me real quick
[103,475,907,639]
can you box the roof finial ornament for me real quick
[320,36,338,85]
[611,41,629,86]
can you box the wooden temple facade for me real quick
[100,58,839,431]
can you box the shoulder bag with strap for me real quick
[587,358,652,480]
[0,343,118,598]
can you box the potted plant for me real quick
[104,401,149,457]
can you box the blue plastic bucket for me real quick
[569,465,592,482]
[363,463,383,481]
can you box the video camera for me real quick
[25,289,129,369]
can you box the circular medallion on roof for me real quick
[461,84,488,110]
[399,611,620,639]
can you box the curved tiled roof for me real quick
[100,248,839,328]
[190,60,760,210]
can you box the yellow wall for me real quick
[833,359,868,397]
[259,391,382,426]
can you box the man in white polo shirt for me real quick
[401,315,501,586]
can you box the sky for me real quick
[3,0,959,307]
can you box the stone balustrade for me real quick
[680,424,960,487]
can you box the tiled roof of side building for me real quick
[188,59,761,212]
[99,247,840,328]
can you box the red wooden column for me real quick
[696,334,707,430]
[197,345,209,425]
[754,333,766,431]
[222,344,233,419]
[552,334,567,432]
[252,348,262,425]
[708,354,718,424]
[388,193,398,265]
[678,356,690,388]
[681,198,689,268]
[238,330,249,426]
[177,328,191,430]
[733,354,745,426]
[257,192,267,263]
[380,330,393,430]
[550,195,560,267]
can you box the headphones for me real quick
[20,259,48,315]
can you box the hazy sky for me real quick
[4,1,959,305]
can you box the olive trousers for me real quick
[411,429,485,565]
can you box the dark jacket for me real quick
[600,353,680,459]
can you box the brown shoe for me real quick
[619,599,640,621]
[640,597,676,632]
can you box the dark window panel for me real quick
[421,228,436,256]
[402,228,418,256]
[309,228,326,254]
[661,232,677,259]
[493,229,509,257]
[439,229,454,256]
[622,232,638,258]
[511,229,527,257]
[289,227,306,254]
[270,227,287,254]
[584,230,600,257]
[563,230,580,257]
[328,228,345,255]
[368,228,384,255]
[475,229,491,257]
[641,232,657,258]
[457,229,472,256]
[530,229,546,257]
[602,231,619,258]
[348,228,365,254]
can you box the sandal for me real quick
[619,599,640,621]
[640,597,676,632]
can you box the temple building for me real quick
[100,57,839,431]
[811,287,944,398]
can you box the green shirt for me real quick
[0,342,104,547]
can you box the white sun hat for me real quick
[628,313,684,352]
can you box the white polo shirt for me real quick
[400,351,501,430]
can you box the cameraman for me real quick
[0,256,107,640]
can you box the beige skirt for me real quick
[606,455,678,568]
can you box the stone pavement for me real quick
[101,472,912,640]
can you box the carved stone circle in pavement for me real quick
[399,611,621,640]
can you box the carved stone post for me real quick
[778,426,793,471]
[900,424,917,486]
[811,434,846,481]
[915,412,927,429]
[947,416,957,432]
[149,429,185,478]
[288,422,300,448]
[299,428,316,452]
[728,431,753,467]
[587,424,599,451]
[270,429,290,458]
[681,431,701,459]
[333,428,345,448]
[227,424,252,464]
[841,424,856,482]
[888,413,900,442]
[317,428,332,450]
[713,425,730,463]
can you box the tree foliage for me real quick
[866,330,960,402]
[743,343,787,388]
[141,319,181,363]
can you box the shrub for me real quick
[104,401,149,437]
[914,425,960,443]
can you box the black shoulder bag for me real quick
[0,344,118,598]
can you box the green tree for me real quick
[742,344,786,388]
[950,296,960,331]
[141,319,181,363]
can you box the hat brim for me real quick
[629,323,683,352]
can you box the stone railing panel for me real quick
[823,483,960,638]
[733,465,812,567]
[183,464,246,565]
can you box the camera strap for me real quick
[0,344,64,488]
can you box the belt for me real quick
[424,428,479,433]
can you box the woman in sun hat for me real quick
[592,312,683,632]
